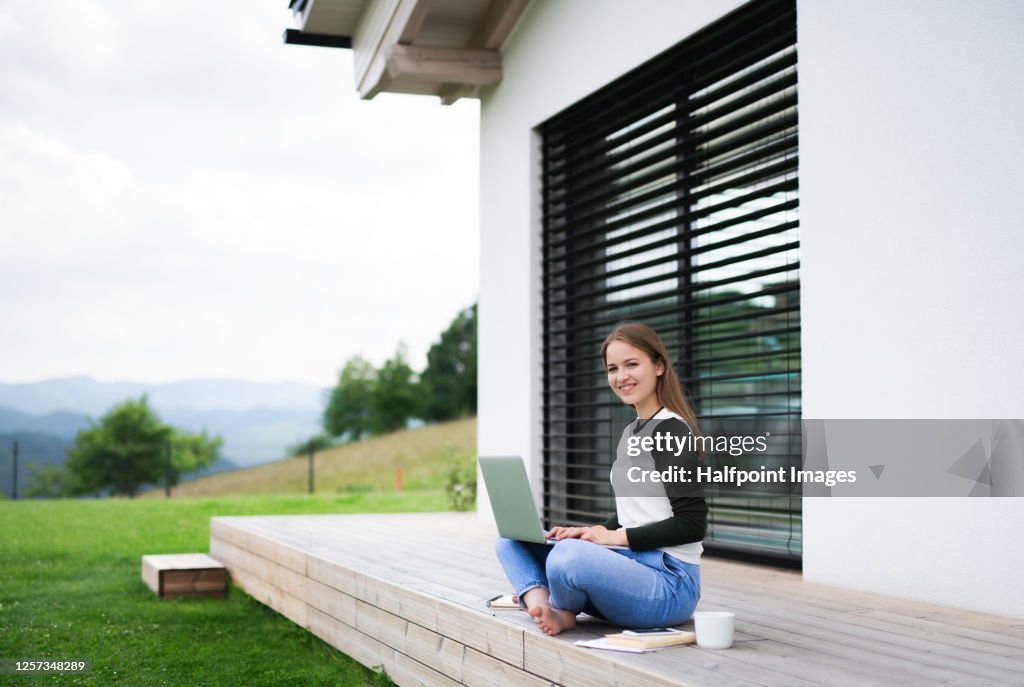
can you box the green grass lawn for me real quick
[0,491,449,686]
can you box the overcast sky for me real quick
[0,1,480,388]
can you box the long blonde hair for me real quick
[601,322,701,436]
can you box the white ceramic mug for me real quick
[693,611,735,649]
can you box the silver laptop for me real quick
[479,455,627,550]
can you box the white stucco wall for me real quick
[477,0,1024,617]
[476,0,746,520]
[799,0,1024,618]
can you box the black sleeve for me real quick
[624,418,708,551]
[598,510,620,531]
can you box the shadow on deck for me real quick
[209,512,1024,687]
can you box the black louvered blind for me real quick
[540,0,801,562]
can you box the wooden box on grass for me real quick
[141,553,226,599]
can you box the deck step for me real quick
[141,553,226,599]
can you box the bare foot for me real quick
[528,603,577,636]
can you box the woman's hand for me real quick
[545,526,588,540]
[580,525,629,547]
[546,525,629,547]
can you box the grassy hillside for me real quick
[147,417,476,497]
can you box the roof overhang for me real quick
[286,0,529,104]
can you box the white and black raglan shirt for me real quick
[600,407,708,565]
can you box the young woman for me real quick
[494,322,707,636]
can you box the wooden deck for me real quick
[209,513,1024,687]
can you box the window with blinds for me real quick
[540,0,801,562]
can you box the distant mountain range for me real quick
[0,407,88,438]
[0,376,323,415]
[0,377,329,497]
[0,431,73,497]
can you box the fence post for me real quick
[307,441,315,494]
[11,440,17,500]
[165,441,172,498]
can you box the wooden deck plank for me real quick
[220,531,481,686]
[708,570,1024,657]
[306,552,526,668]
[709,583,1024,662]
[859,608,1024,652]
[689,633,920,687]
[209,513,1024,687]
[701,591,1022,686]
[524,613,866,687]
[707,579,1024,667]
[525,630,781,687]
[226,562,308,629]
[307,583,553,687]
[211,537,307,600]
[210,519,307,574]
[307,606,462,687]
[351,597,546,687]
[711,559,1024,634]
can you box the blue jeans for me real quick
[494,537,701,628]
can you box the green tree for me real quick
[420,303,477,421]
[166,429,222,490]
[323,356,376,440]
[65,396,220,498]
[25,463,70,499]
[369,345,424,435]
[323,347,424,440]
[288,433,335,457]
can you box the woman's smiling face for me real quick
[605,340,664,414]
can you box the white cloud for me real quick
[0,1,480,386]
